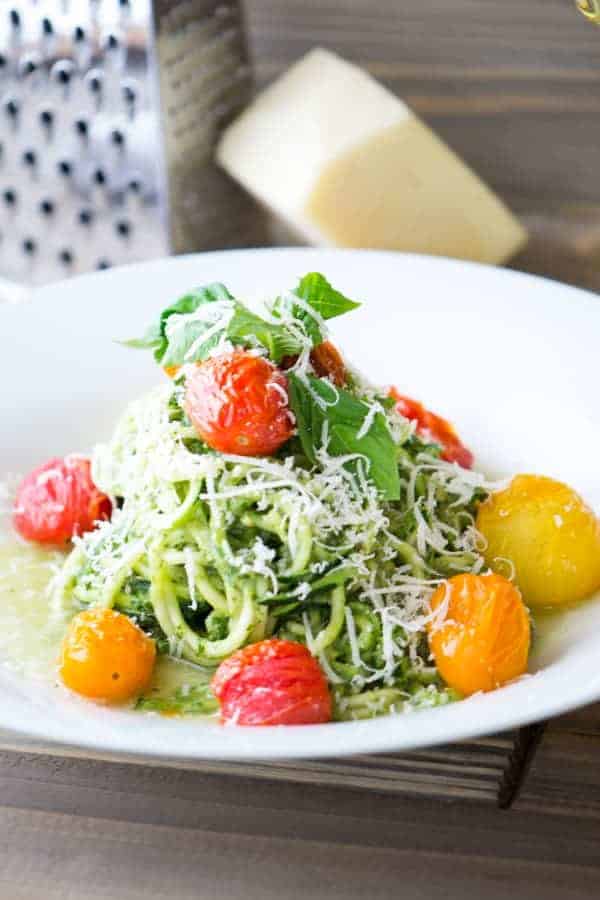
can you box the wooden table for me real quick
[2,1,600,896]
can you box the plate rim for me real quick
[1,246,599,761]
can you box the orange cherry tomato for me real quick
[390,388,473,468]
[164,365,180,379]
[60,608,156,703]
[184,350,294,456]
[211,638,332,726]
[13,456,112,546]
[427,573,530,696]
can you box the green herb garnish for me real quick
[287,374,400,500]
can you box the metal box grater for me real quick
[0,0,262,287]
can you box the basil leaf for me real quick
[123,283,234,363]
[162,298,301,368]
[124,273,360,368]
[287,374,322,465]
[161,309,231,368]
[329,423,400,501]
[287,374,400,500]
[125,281,305,367]
[295,272,361,320]
[227,306,302,363]
[273,272,361,346]
[123,321,162,351]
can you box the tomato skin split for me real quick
[390,389,474,469]
[13,456,112,545]
[184,350,294,456]
[211,638,332,726]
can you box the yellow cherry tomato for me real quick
[427,573,530,696]
[477,474,600,608]
[60,608,156,703]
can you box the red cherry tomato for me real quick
[390,388,474,468]
[211,638,332,726]
[184,350,294,456]
[13,456,112,545]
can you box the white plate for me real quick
[1,248,600,761]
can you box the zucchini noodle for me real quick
[53,377,494,720]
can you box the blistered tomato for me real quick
[13,456,112,546]
[309,341,346,386]
[427,573,530,696]
[184,350,294,456]
[477,474,600,608]
[281,340,346,386]
[211,638,332,726]
[390,389,473,468]
[60,608,156,703]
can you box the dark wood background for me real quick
[246,0,600,291]
[2,2,600,898]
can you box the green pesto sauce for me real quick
[0,537,214,714]
[0,538,70,680]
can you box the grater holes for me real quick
[115,220,131,238]
[18,55,41,80]
[4,98,20,120]
[84,69,104,96]
[51,60,75,88]
[39,109,54,130]
[0,0,185,282]
[74,118,89,139]
[122,83,136,103]
[9,8,21,30]
[22,238,37,256]
[103,32,126,69]
[96,259,111,270]
[78,208,94,226]
[110,128,125,148]
[57,160,73,177]
[58,248,74,266]
[22,149,37,168]
[83,69,104,110]
[121,79,139,116]
[3,188,17,206]
[105,34,120,52]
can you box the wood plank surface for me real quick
[516,715,600,818]
[2,1,600,897]
[2,740,600,899]
[3,805,600,900]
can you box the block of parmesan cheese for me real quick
[216,48,527,264]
